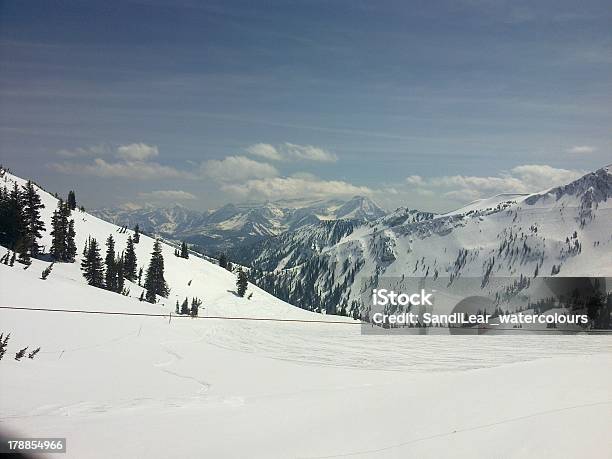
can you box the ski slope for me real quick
[1,171,612,458]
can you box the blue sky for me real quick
[0,0,610,212]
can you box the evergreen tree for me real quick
[190,297,201,317]
[15,347,28,361]
[66,220,77,261]
[116,254,125,293]
[83,236,90,256]
[21,181,45,258]
[105,235,118,291]
[180,297,190,315]
[236,268,248,297]
[133,224,140,243]
[0,183,26,250]
[0,333,10,360]
[124,236,138,281]
[81,237,104,287]
[67,190,76,210]
[144,239,169,303]
[180,241,189,259]
[50,200,72,261]
[218,253,227,269]
[28,347,41,359]
[175,300,180,314]
[41,262,54,280]
[138,267,143,286]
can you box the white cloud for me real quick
[405,175,424,186]
[51,158,192,180]
[56,144,112,158]
[222,175,372,200]
[283,143,337,162]
[116,143,159,161]
[201,155,278,182]
[404,164,584,201]
[246,143,283,161]
[567,145,596,154]
[138,190,197,201]
[50,142,193,180]
[244,142,337,162]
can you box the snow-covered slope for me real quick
[0,171,323,320]
[1,170,611,459]
[247,165,612,315]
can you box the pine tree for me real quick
[0,183,26,250]
[133,224,140,244]
[105,235,118,292]
[218,253,227,269]
[21,181,45,258]
[180,297,190,315]
[190,297,201,317]
[67,190,76,210]
[144,239,169,303]
[83,236,90,256]
[236,268,248,297]
[0,333,10,360]
[28,347,41,359]
[116,254,125,293]
[15,347,28,361]
[124,236,137,281]
[175,300,180,314]
[66,220,77,261]
[50,200,70,261]
[81,237,104,287]
[41,262,54,280]
[138,267,143,286]
[180,241,189,259]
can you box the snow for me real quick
[1,171,612,458]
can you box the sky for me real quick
[0,0,610,212]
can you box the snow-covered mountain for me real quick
[94,195,386,255]
[245,165,612,315]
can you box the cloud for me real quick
[567,145,596,154]
[137,190,197,201]
[283,143,337,162]
[405,175,424,186]
[51,158,192,180]
[116,143,159,161]
[56,144,112,158]
[244,142,337,162]
[404,164,584,202]
[201,155,278,182]
[50,142,192,180]
[246,143,283,161]
[221,174,372,200]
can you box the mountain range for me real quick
[243,164,612,315]
[93,195,387,255]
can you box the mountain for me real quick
[93,195,387,255]
[245,165,612,316]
